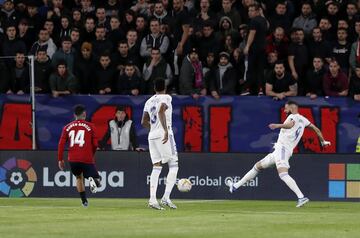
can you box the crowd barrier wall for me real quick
[0,151,359,201]
[0,95,359,153]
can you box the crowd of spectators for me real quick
[0,0,359,100]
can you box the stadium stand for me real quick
[0,0,358,100]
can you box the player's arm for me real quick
[99,124,110,149]
[141,111,150,129]
[92,126,99,152]
[57,128,67,170]
[269,119,295,130]
[306,123,331,147]
[158,102,169,143]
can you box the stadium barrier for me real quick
[1,95,359,153]
[0,151,359,201]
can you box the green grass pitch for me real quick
[0,198,359,238]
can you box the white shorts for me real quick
[259,144,292,169]
[148,134,178,165]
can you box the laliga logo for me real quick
[0,158,37,197]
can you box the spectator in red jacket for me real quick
[323,60,349,97]
[265,26,289,61]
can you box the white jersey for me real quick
[143,94,173,139]
[276,113,311,151]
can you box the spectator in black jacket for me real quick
[209,51,237,99]
[107,16,125,48]
[7,52,29,94]
[319,17,335,42]
[94,53,116,94]
[0,0,20,27]
[2,25,26,67]
[25,1,44,41]
[70,28,81,52]
[91,25,113,60]
[193,0,217,32]
[288,28,308,95]
[269,1,292,34]
[116,61,142,96]
[331,27,351,74]
[196,21,220,63]
[307,27,332,64]
[74,42,96,94]
[305,57,326,99]
[112,40,140,75]
[18,18,34,52]
[126,29,141,67]
[81,16,96,43]
[34,48,52,93]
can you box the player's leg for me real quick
[161,134,178,206]
[228,153,274,193]
[148,138,164,210]
[76,174,88,206]
[70,162,88,206]
[83,163,101,193]
[162,160,179,201]
[278,167,309,207]
[275,146,309,207]
[160,161,178,209]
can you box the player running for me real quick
[58,105,101,207]
[141,78,179,210]
[226,101,331,207]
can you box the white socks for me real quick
[163,164,179,200]
[234,166,259,189]
[150,166,162,202]
[279,172,304,199]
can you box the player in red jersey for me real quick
[58,104,101,207]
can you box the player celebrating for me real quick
[226,101,331,207]
[58,105,101,207]
[141,78,179,210]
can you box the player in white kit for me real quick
[226,101,331,207]
[141,78,178,210]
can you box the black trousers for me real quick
[246,49,266,95]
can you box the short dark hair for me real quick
[151,47,160,52]
[96,25,106,30]
[118,40,128,46]
[57,60,67,67]
[275,1,286,7]
[71,27,80,33]
[74,104,86,116]
[61,36,72,43]
[285,100,299,107]
[274,60,285,66]
[154,78,165,92]
[116,105,125,112]
[125,61,135,67]
[99,52,111,58]
[248,3,261,11]
[203,20,213,28]
[149,17,159,24]
[337,27,347,32]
